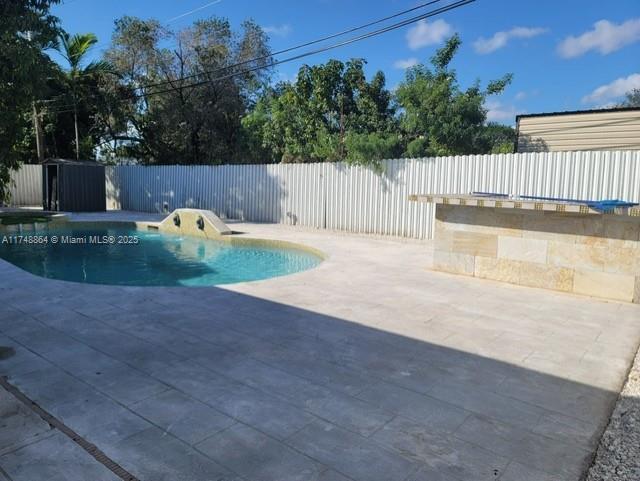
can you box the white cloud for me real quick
[474,27,547,54]
[514,89,539,101]
[263,24,292,37]
[582,73,640,104]
[595,102,619,109]
[558,18,640,58]
[394,57,419,69]
[406,19,453,50]
[485,100,522,123]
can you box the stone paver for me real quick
[0,386,118,481]
[0,385,53,456]
[370,415,510,480]
[287,421,419,481]
[131,389,236,445]
[196,423,325,481]
[0,217,639,480]
[0,431,120,481]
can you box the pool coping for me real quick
[62,219,328,261]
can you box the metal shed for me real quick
[42,159,106,212]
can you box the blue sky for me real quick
[51,0,640,124]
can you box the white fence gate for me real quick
[104,151,640,239]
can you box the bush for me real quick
[344,132,401,170]
[403,137,430,158]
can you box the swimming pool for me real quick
[0,223,322,286]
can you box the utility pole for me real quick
[27,31,45,162]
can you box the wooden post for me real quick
[32,102,45,162]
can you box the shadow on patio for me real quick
[0,273,635,481]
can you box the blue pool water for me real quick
[0,225,321,286]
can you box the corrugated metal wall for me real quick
[105,151,640,239]
[517,109,640,152]
[8,165,41,206]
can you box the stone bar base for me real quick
[432,205,640,303]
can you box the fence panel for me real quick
[8,165,41,206]
[69,151,640,239]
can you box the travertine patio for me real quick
[1,215,639,481]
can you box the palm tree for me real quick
[56,32,112,160]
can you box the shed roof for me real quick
[41,158,104,166]
[516,106,640,121]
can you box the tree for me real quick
[621,88,640,108]
[343,131,402,169]
[475,123,516,154]
[248,38,512,167]
[249,59,397,164]
[55,32,113,160]
[0,0,60,201]
[103,16,272,164]
[27,65,124,161]
[396,34,512,157]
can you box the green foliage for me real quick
[396,34,513,157]
[0,0,61,201]
[55,31,114,159]
[492,142,515,154]
[5,14,517,175]
[477,123,516,154]
[237,99,277,163]
[344,132,401,170]
[404,137,430,158]
[621,88,640,108]
[241,36,512,167]
[309,130,342,163]
[57,32,100,74]
[253,59,397,164]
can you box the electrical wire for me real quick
[166,0,223,24]
[130,0,474,101]
[45,0,474,114]
[46,0,452,109]
[135,0,449,93]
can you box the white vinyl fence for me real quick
[104,151,640,240]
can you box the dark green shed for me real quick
[42,159,106,212]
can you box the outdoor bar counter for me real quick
[409,194,640,303]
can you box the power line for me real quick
[166,0,223,24]
[131,0,474,101]
[43,0,456,109]
[50,0,225,81]
[48,0,448,109]
[134,0,449,93]
[46,0,474,113]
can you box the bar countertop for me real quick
[409,193,640,217]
